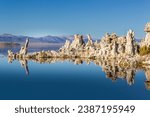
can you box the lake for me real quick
[0,53,150,100]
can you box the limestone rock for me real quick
[145,33,150,45]
[144,23,150,45]
[145,23,150,32]
[94,40,100,48]
[125,29,135,56]
[7,23,150,61]
[64,40,70,50]
[37,51,48,58]
[98,33,118,57]
[117,36,126,54]
[85,34,93,47]
[51,50,58,57]
[70,34,85,49]
[19,38,29,55]
[111,41,117,56]
[140,23,150,46]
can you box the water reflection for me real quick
[8,57,150,90]
[8,57,29,75]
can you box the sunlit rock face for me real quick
[117,36,126,54]
[70,34,85,49]
[145,23,150,32]
[58,34,86,57]
[125,30,135,56]
[19,38,29,55]
[63,40,71,50]
[58,28,143,59]
[140,22,150,46]
[85,34,93,47]
[59,40,71,54]
[8,38,29,59]
[99,33,118,57]
[84,34,96,58]
[145,23,150,45]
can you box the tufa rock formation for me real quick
[7,23,150,66]
[125,30,135,56]
[141,23,150,46]
[70,34,85,49]
[8,38,29,59]
[19,38,29,55]
[144,23,150,45]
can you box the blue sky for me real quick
[0,0,149,39]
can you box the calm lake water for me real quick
[0,53,150,100]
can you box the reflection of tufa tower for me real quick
[126,69,135,85]
[144,69,150,90]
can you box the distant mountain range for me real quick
[0,33,141,45]
[0,33,89,43]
